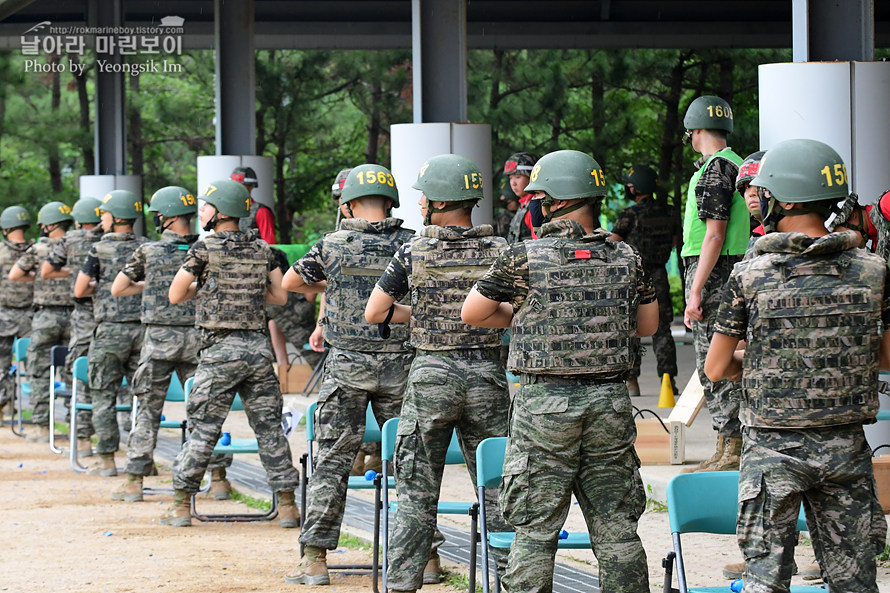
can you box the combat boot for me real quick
[278,490,300,528]
[160,489,192,527]
[626,377,641,397]
[284,545,330,585]
[710,436,742,471]
[350,450,365,476]
[111,474,144,502]
[210,468,232,500]
[26,425,50,443]
[88,453,118,477]
[364,453,383,474]
[76,437,94,458]
[423,553,442,584]
[683,436,725,473]
[723,559,798,579]
[800,561,821,581]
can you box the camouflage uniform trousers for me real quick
[88,321,144,455]
[172,330,299,494]
[387,350,511,592]
[67,304,96,438]
[684,256,742,437]
[0,305,33,407]
[738,424,886,593]
[629,266,678,380]
[500,378,648,593]
[27,306,72,427]
[299,347,412,549]
[125,325,232,476]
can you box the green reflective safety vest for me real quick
[681,148,748,258]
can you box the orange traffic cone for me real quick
[658,373,676,408]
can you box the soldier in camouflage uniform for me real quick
[281,164,415,585]
[161,179,299,528]
[366,154,511,593]
[267,248,322,370]
[505,152,538,243]
[41,197,103,454]
[9,202,75,442]
[74,190,148,476]
[463,150,657,593]
[0,206,35,422]
[705,138,889,593]
[494,177,520,239]
[610,163,679,396]
[681,96,748,472]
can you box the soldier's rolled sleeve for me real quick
[696,157,739,222]
[611,209,635,240]
[120,246,146,282]
[81,251,100,279]
[14,248,39,273]
[714,272,747,339]
[375,243,411,300]
[45,238,68,269]
[633,250,656,305]
[181,241,207,277]
[291,240,327,285]
[475,245,522,303]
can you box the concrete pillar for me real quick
[93,0,126,175]
[214,0,256,155]
[411,0,467,123]
[793,0,873,62]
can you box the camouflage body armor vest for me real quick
[63,229,102,309]
[93,233,146,323]
[195,232,269,331]
[323,218,414,352]
[0,240,34,308]
[32,239,74,307]
[409,225,506,351]
[625,198,675,268]
[737,232,884,428]
[509,233,639,375]
[141,231,197,326]
[238,201,261,235]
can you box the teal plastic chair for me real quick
[182,376,277,522]
[48,345,71,453]
[69,356,134,473]
[380,417,479,593]
[9,336,30,437]
[475,437,590,593]
[300,400,393,593]
[664,471,826,593]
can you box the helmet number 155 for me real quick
[820,163,847,187]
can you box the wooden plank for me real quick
[667,371,705,427]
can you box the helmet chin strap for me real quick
[202,213,219,232]
[423,199,468,226]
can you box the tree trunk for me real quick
[275,148,290,243]
[127,73,143,188]
[69,54,94,174]
[48,53,62,193]
[364,79,381,164]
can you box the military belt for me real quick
[416,348,501,361]
[519,373,623,385]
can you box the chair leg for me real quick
[662,551,676,593]
[10,375,25,437]
[299,452,308,558]
[478,485,490,593]
[468,503,478,593]
[372,474,382,593]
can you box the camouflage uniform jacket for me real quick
[715,230,890,429]
[292,217,414,352]
[121,230,198,326]
[15,237,74,307]
[82,232,147,323]
[611,197,678,268]
[0,239,35,308]
[46,227,102,311]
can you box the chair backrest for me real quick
[476,437,508,489]
[305,401,384,444]
[183,375,244,410]
[667,471,809,534]
[381,417,465,464]
[50,345,68,368]
[73,356,89,383]
[165,370,185,402]
[13,336,29,363]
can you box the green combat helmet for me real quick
[624,164,658,195]
[413,154,484,225]
[99,190,142,221]
[149,186,197,217]
[200,179,250,219]
[72,197,102,224]
[0,206,31,230]
[525,150,607,221]
[341,164,400,208]
[751,138,848,233]
[37,201,74,226]
[683,95,734,133]
[331,168,352,202]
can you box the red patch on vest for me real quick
[574,249,591,259]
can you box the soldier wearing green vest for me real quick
[680,95,748,472]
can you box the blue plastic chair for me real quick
[664,471,827,593]
[48,344,71,453]
[476,437,591,593]
[380,417,479,593]
[69,356,134,473]
[182,376,277,522]
[300,400,393,593]
[9,336,30,436]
